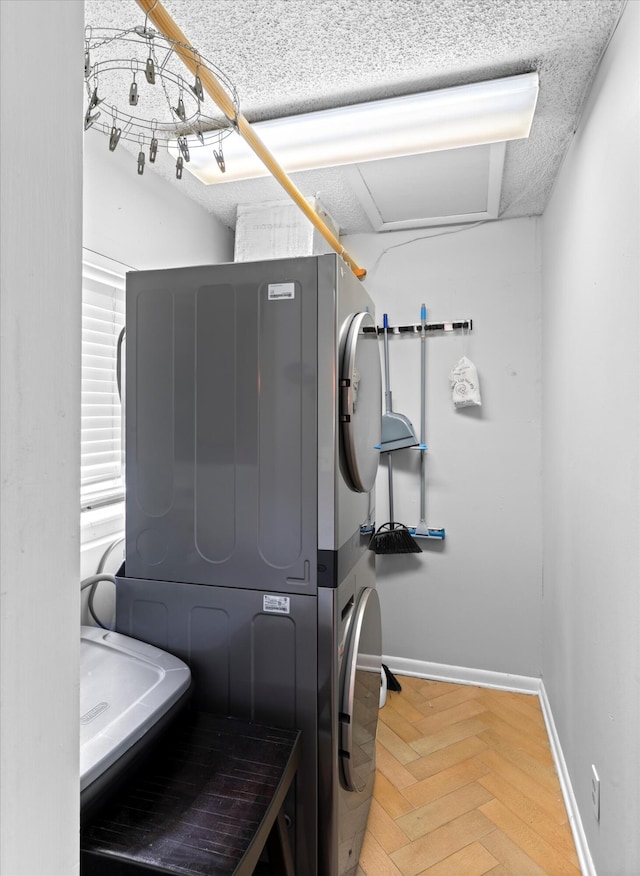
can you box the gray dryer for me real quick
[117,253,383,875]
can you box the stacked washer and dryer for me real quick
[116,253,384,875]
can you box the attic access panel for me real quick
[349,141,506,231]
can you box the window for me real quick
[81,251,129,511]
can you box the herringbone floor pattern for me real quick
[357,675,580,876]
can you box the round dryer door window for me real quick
[340,312,382,493]
[340,586,382,792]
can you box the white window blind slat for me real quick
[81,252,129,509]
[82,290,125,315]
[82,439,122,455]
[82,366,117,381]
[82,264,127,289]
[82,417,122,431]
[82,315,123,335]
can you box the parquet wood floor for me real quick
[357,676,580,876]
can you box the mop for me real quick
[369,314,422,555]
[413,303,446,541]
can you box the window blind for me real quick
[81,252,128,510]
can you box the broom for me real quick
[369,314,422,555]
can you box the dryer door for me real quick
[340,587,382,792]
[339,312,382,493]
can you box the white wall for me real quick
[83,129,234,271]
[344,217,542,677]
[541,3,640,873]
[0,3,83,874]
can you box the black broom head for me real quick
[382,663,403,692]
[368,523,422,554]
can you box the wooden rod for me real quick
[134,0,367,279]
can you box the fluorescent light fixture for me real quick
[170,71,538,185]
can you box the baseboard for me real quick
[382,656,594,875]
[539,682,596,876]
[382,655,541,695]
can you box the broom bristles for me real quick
[382,663,403,691]
[368,523,422,554]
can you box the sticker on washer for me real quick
[268,282,295,300]
[263,594,291,614]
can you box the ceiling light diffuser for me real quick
[169,71,539,185]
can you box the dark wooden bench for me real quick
[81,712,300,876]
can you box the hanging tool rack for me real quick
[363,319,473,335]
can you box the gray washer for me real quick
[318,551,381,876]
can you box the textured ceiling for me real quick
[83,0,625,234]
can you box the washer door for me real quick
[339,312,382,493]
[340,587,382,792]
